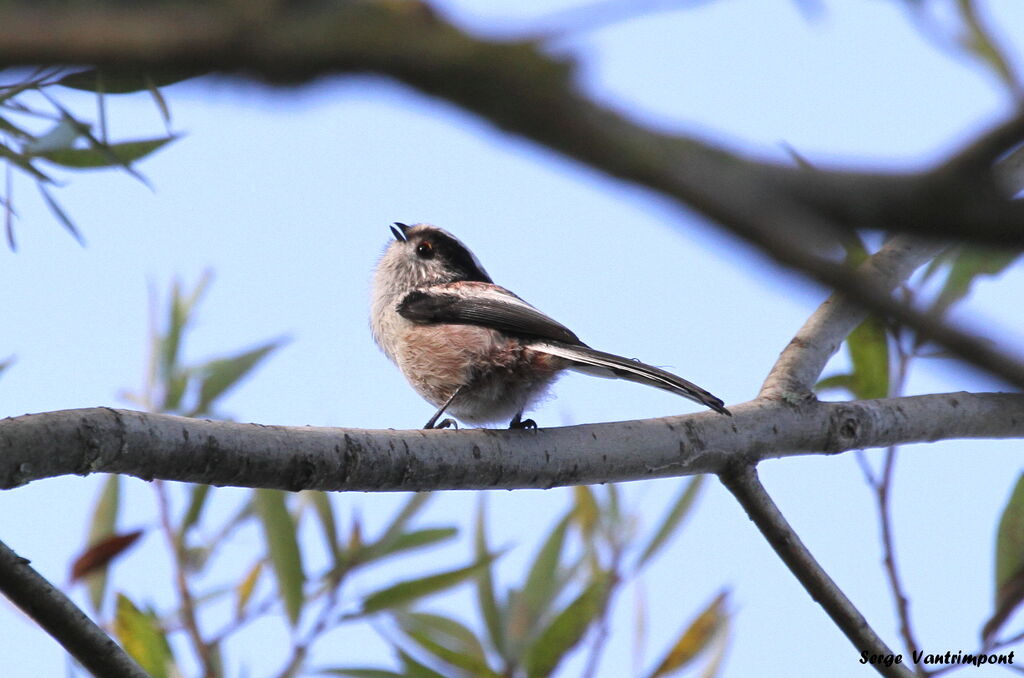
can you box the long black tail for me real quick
[532,341,731,416]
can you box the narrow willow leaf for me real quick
[815,373,856,396]
[235,560,264,620]
[180,483,212,538]
[572,486,600,538]
[847,316,889,400]
[36,136,179,169]
[254,489,305,626]
[397,611,498,676]
[955,0,1021,95]
[84,474,120,611]
[647,591,729,678]
[931,246,1019,318]
[520,514,572,631]
[114,594,175,678]
[366,528,458,561]
[397,650,446,678]
[0,142,52,182]
[523,578,608,678]
[58,67,204,93]
[192,337,287,416]
[983,473,1024,643]
[362,553,499,614]
[475,496,506,659]
[69,530,143,581]
[37,183,83,244]
[637,475,705,569]
[377,492,433,547]
[304,491,341,562]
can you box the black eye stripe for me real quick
[427,232,492,283]
[416,241,434,258]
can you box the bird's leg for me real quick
[424,387,463,430]
[508,411,537,430]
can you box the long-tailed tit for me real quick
[371,223,730,429]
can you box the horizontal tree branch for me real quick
[1,394,1020,492]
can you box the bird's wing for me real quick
[396,283,584,345]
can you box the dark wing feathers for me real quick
[397,287,730,415]
[397,289,583,345]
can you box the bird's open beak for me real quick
[390,222,409,242]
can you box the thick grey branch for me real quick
[1,394,1020,492]
[0,539,149,678]
[719,465,914,678]
[761,236,945,399]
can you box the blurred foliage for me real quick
[63,274,727,677]
[0,66,180,249]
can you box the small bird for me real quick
[371,223,730,429]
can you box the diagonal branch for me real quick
[1,395,1021,492]
[718,465,915,678]
[0,538,149,678]
[760,236,945,399]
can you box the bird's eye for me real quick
[416,241,434,259]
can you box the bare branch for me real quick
[718,465,914,678]
[761,236,945,399]
[1,395,1020,492]
[0,538,149,678]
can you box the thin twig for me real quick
[0,538,149,678]
[154,480,219,678]
[718,464,915,678]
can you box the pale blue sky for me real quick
[2,1,1023,676]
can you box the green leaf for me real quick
[396,611,498,676]
[36,136,179,169]
[930,246,1019,319]
[180,483,212,538]
[303,491,341,563]
[362,553,500,614]
[571,486,600,538]
[815,373,856,396]
[519,513,572,631]
[983,473,1024,643]
[37,183,83,245]
[378,493,433,546]
[954,0,1022,96]
[235,560,264,620]
[523,578,608,678]
[84,474,120,612]
[637,475,705,569]
[397,650,446,678]
[847,315,890,400]
[0,141,52,183]
[254,489,305,626]
[113,594,175,678]
[474,497,506,659]
[191,337,287,416]
[647,591,729,678]
[58,67,204,94]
